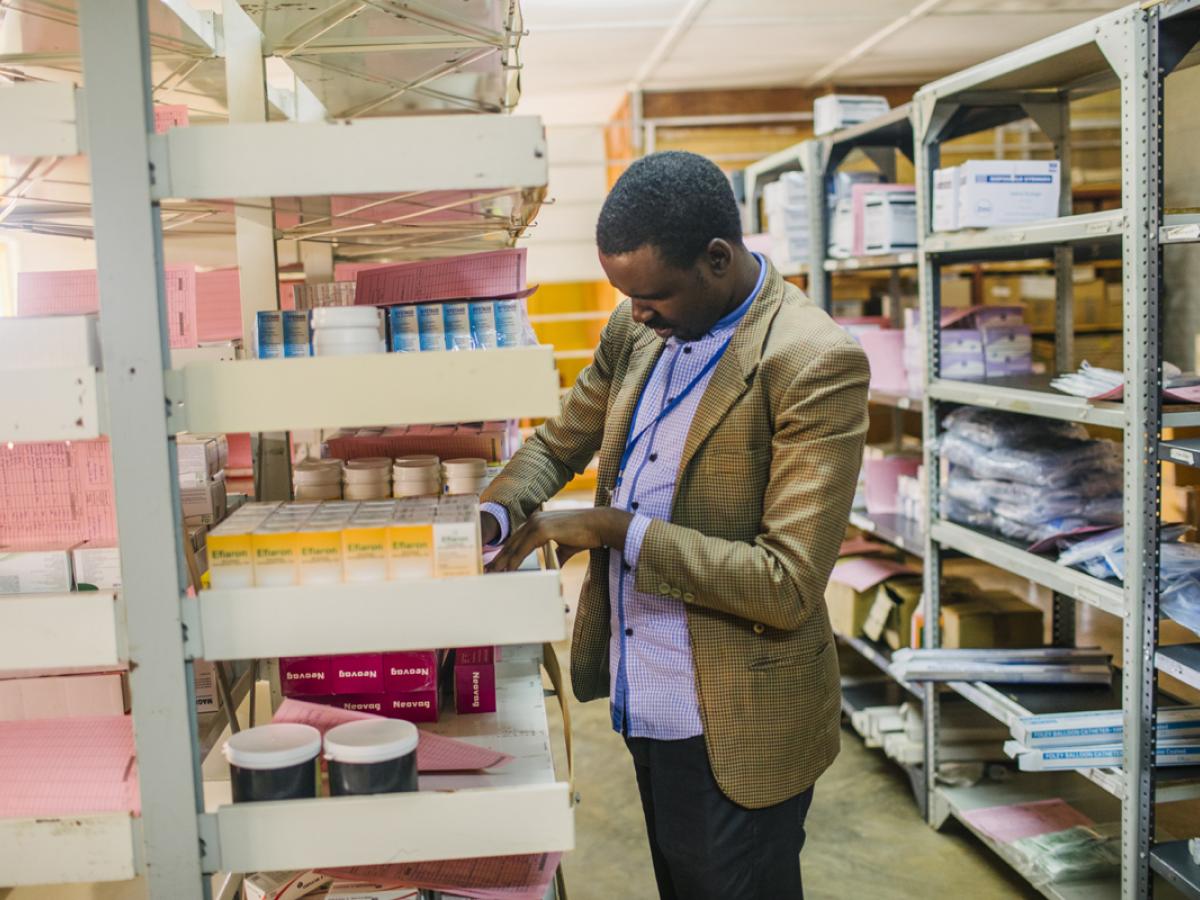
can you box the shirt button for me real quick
[649,453,658,462]
[683,346,692,354]
[631,501,639,511]
[625,628,633,637]
[753,623,766,635]
[622,562,631,573]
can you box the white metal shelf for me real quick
[1161,213,1200,245]
[836,630,920,697]
[868,388,922,411]
[165,347,560,433]
[1160,439,1200,468]
[187,570,565,661]
[931,520,1125,616]
[0,591,125,672]
[1156,644,1200,693]
[0,814,142,887]
[923,209,1124,258]
[824,252,917,272]
[1151,841,1200,899]
[200,660,573,874]
[149,115,547,201]
[0,366,105,442]
[0,82,84,158]
[850,510,925,559]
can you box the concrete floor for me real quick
[548,553,1038,900]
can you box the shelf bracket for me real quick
[197,813,222,875]
[181,595,204,660]
[164,368,189,434]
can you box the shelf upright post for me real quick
[1097,8,1163,898]
[77,1,208,897]
[804,139,831,312]
[914,91,955,827]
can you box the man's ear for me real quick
[705,238,734,276]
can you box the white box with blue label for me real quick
[956,160,1061,230]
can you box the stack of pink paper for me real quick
[857,330,908,394]
[0,715,139,817]
[194,268,244,342]
[153,104,189,133]
[354,249,526,307]
[272,699,514,772]
[320,853,561,900]
[0,439,117,546]
[17,266,198,348]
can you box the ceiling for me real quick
[516,0,1128,124]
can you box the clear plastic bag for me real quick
[1162,576,1200,632]
[939,432,1121,488]
[942,407,1089,448]
[1012,823,1121,886]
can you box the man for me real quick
[481,151,869,899]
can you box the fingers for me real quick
[486,516,543,573]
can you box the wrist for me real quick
[599,507,633,549]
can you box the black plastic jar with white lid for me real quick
[324,718,420,796]
[222,723,321,802]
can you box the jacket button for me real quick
[683,592,695,602]
[671,588,682,599]
[658,582,670,594]
[753,623,766,635]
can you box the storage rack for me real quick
[743,3,1200,897]
[0,1,573,897]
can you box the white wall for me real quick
[521,124,609,284]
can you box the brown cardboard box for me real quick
[1104,281,1123,325]
[942,277,973,309]
[983,276,1021,306]
[865,575,975,650]
[942,591,1043,648]
[1072,279,1107,327]
[826,558,918,638]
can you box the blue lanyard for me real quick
[616,336,733,485]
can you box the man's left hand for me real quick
[486,507,633,572]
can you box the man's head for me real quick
[596,151,751,342]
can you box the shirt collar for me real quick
[712,252,766,334]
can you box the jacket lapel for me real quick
[675,262,787,481]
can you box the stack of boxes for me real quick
[902,306,1032,383]
[280,645,499,723]
[178,433,229,528]
[813,94,890,136]
[762,172,811,270]
[281,650,445,723]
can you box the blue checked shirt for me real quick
[485,254,766,739]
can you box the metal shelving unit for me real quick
[0,1,571,896]
[913,4,1200,897]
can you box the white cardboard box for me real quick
[0,546,74,593]
[956,159,1061,229]
[177,433,228,486]
[72,544,122,590]
[863,190,917,254]
[181,472,227,525]
[932,166,959,232]
[193,658,219,712]
[324,882,419,900]
[0,671,127,721]
[243,871,332,900]
[0,314,101,370]
[814,94,890,136]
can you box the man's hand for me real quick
[487,507,633,572]
[480,510,501,547]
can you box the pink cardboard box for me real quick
[280,656,332,697]
[455,646,495,666]
[0,672,127,721]
[383,651,439,693]
[320,689,440,723]
[455,662,497,715]
[330,653,385,695]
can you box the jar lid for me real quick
[324,719,420,764]
[223,723,321,770]
[311,307,382,329]
[347,458,392,470]
[443,457,488,475]
[395,455,441,468]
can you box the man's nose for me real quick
[630,302,654,325]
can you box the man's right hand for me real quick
[480,510,501,546]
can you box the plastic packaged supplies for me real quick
[1011,823,1121,886]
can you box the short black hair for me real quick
[596,150,743,269]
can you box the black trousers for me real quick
[625,735,814,900]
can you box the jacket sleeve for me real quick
[632,341,869,631]
[480,309,625,530]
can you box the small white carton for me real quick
[0,545,75,593]
[932,166,959,232]
[814,94,890,136]
[71,544,121,590]
[956,159,1061,229]
[243,871,332,900]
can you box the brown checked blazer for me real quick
[482,260,870,808]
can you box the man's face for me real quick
[599,243,730,343]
